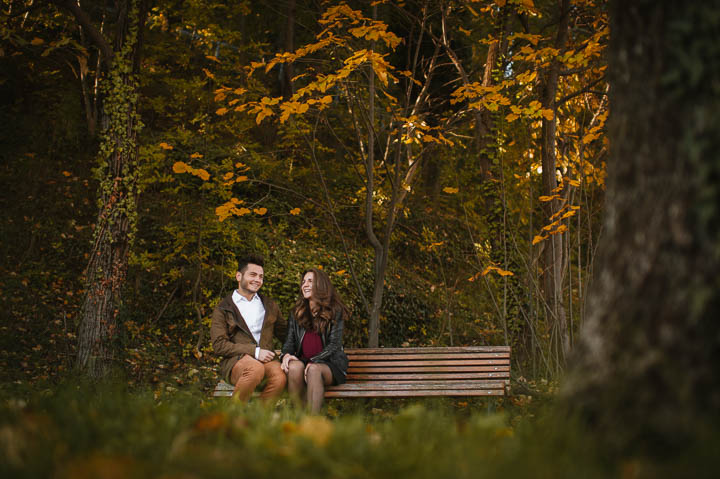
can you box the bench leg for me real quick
[487,397,497,415]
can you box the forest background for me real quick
[1,0,607,388]
[5,0,720,476]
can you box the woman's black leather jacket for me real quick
[281,309,349,383]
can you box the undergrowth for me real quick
[0,379,716,478]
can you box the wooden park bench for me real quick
[213,346,510,399]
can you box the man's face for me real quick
[237,263,264,295]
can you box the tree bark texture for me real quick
[76,0,146,378]
[563,0,720,453]
[540,0,571,369]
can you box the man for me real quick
[210,254,287,401]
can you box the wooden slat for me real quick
[344,346,510,354]
[325,389,505,398]
[348,364,510,374]
[347,359,508,367]
[346,372,509,381]
[343,379,509,386]
[328,381,505,391]
[346,352,509,360]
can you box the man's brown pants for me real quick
[229,355,286,401]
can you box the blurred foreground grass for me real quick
[0,379,716,478]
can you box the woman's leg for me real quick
[305,363,333,414]
[286,360,306,405]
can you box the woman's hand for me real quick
[281,354,298,373]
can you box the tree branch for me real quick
[52,0,113,65]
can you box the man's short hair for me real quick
[237,254,264,273]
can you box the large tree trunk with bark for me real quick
[74,0,146,378]
[563,0,720,453]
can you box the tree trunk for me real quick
[563,0,720,454]
[366,3,381,348]
[75,0,146,378]
[540,0,571,370]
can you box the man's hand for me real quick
[281,354,298,372]
[257,348,275,363]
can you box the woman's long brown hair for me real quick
[293,268,349,333]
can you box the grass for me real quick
[0,378,714,478]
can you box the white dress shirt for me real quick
[232,290,266,359]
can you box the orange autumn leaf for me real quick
[190,152,203,159]
[443,187,459,194]
[192,168,210,181]
[172,161,189,173]
[289,208,301,215]
[253,207,267,215]
[532,234,547,245]
[159,142,174,150]
[481,266,514,277]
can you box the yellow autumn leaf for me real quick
[505,113,519,122]
[216,107,228,116]
[481,266,514,277]
[192,168,210,181]
[539,195,559,202]
[335,270,346,275]
[233,88,247,95]
[320,95,333,104]
[206,55,221,63]
[532,234,547,245]
[159,142,173,150]
[549,224,568,235]
[236,207,251,216]
[443,187,459,194]
[31,37,44,45]
[172,161,189,173]
[235,175,248,182]
[253,207,267,215]
[223,172,234,180]
[542,109,555,121]
[190,152,203,159]
[202,68,215,79]
[289,208,301,215]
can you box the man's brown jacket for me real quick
[210,292,286,383]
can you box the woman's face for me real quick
[301,272,314,300]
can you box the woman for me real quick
[281,268,349,413]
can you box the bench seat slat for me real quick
[329,381,506,391]
[343,378,509,385]
[325,389,506,398]
[346,372,509,380]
